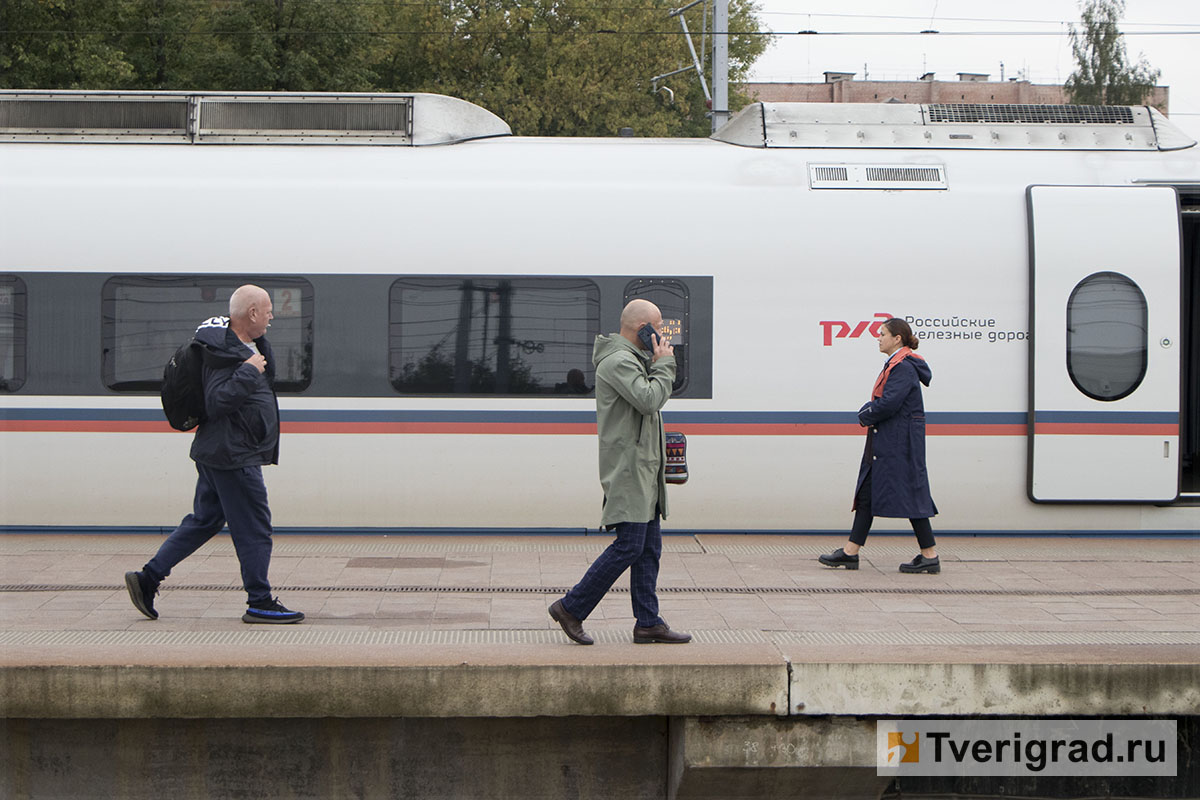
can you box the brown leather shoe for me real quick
[549,599,594,645]
[633,622,692,644]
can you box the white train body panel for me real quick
[1,95,1198,533]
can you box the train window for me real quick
[389,277,600,395]
[1066,271,1148,402]
[0,276,27,392]
[102,277,313,392]
[624,279,689,392]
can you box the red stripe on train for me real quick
[283,422,597,435]
[1033,423,1178,435]
[0,421,170,432]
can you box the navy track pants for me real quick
[145,463,274,605]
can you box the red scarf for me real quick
[871,347,924,399]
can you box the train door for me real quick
[1182,190,1200,495]
[1027,185,1181,502]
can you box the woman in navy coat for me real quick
[819,318,940,574]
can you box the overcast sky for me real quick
[744,1,1200,140]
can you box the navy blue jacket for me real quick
[855,355,937,519]
[189,316,280,469]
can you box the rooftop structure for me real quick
[0,90,511,145]
[744,75,1170,115]
[713,101,1195,151]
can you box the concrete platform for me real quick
[2,533,1198,798]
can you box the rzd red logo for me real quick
[820,313,895,346]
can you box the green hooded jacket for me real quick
[592,333,676,527]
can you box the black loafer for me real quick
[633,623,692,644]
[899,554,940,574]
[549,599,594,645]
[818,548,859,570]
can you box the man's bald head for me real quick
[228,284,273,343]
[619,299,661,334]
[229,285,269,321]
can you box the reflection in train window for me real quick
[102,277,313,392]
[389,277,600,395]
[1066,271,1148,402]
[624,278,689,393]
[0,276,27,392]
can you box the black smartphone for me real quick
[637,323,660,351]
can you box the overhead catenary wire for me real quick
[761,10,1200,28]
[7,28,1200,36]
[20,0,1197,24]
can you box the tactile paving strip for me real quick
[0,629,765,647]
[3,583,1196,597]
[2,628,1196,648]
[0,538,705,555]
[2,536,1194,562]
[700,542,1196,562]
[771,630,1200,646]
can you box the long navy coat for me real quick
[854,355,938,519]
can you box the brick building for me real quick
[743,72,1169,113]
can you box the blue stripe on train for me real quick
[0,409,1178,425]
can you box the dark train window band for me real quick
[0,275,27,392]
[389,277,602,396]
[6,273,711,398]
[101,276,314,393]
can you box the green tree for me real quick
[119,0,206,89]
[1064,0,1160,107]
[187,0,379,92]
[374,0,769,137]
[0,0,135,89]
[365,0,455,94]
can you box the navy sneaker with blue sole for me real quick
[242,597,304,624]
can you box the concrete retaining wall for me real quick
[2,716,668,800]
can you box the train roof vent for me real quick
[713,102,1196,151]
[198,97,412,141]
[809,163,947,190]
[0,95,190,139]
[0,91,511,145]
[926,103,1134,124]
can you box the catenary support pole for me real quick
[711,0,729,132]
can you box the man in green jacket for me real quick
[549,299,692,645]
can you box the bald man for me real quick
[549,299,692,645]
[126,285,303,624]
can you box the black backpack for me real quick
[161,339,206,431]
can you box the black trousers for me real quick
[849,469,936,549]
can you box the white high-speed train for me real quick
[1,90,1197,535]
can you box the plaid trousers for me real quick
[560,516,664,628]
